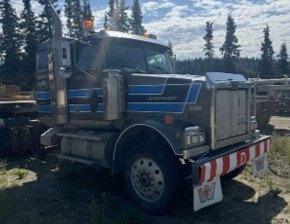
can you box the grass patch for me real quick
[270,134,290,163]
[0,161,8,188]
[11,169,28,180]
[266,176,282,196]
[90,194,108,224]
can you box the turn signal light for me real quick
[83,19,94,30]
[165,115,174,125]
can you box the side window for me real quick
[76,45,98,69]
[145,49,172,74]
[37,49,48,71]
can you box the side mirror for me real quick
[60,40,72,67]
[58,40,72,78]
[59,67,72,79]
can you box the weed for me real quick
[270,133,290,163]
[12,169,28,180]
[90,194,108,224]
[0,160,7,174]
[266,175,282,196]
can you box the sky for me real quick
[9,0,290,59]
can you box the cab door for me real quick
[67,43,104,121]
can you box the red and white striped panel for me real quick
[199,139,270,185]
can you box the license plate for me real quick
[193,176,223,211]
[252,154,269,176]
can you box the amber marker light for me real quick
[83,18,94,30]
[165,115,174,125]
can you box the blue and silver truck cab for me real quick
[36,7,270,213]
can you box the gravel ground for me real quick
[0,149,289,224]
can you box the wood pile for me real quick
[0,85,34,101]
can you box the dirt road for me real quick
[0,150,289,224]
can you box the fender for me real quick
[112,119,184,173]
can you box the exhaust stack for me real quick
[50,4,63,39]
[48,4,69,125]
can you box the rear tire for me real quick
[124,141,182,213]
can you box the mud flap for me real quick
[252,154,269,176]
[193,176,223,211]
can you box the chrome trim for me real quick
[210,85,216,149]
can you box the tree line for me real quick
[0,1,289,90]
[176,15,289,78]
[0,0,145,89]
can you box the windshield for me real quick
[102,39,173,74]
[77,45,98,69]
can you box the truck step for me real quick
[57,154,102,170]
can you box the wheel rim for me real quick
[130,157,165,202]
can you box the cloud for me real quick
[4,0,290,60]
[142,0,290,59]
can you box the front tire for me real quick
[124,141,182,213]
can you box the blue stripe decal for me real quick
[187,83,202,103]
[39,105,52,113]
[37,91,51,100]
[69,104,104,113]
[128,85,164,95]
[68,88,103,98]
[37,88,103,100]
[127,103,184,113]
[37,83,202,113]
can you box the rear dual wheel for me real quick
[124,141,182,213]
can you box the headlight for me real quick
[185,126,205,148]
[251,116,257,130]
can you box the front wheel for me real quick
[124,141,182,213]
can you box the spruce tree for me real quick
[260,24,275,77]
[277,43,288,74]
[168,41,174,57]
[203,22,214,58]
[105,0,117,30]
[37,0,58,42]
[72,0,83,38]
[116,0,130,32]
[65,0,74,36]
[104,14,108,29]
[220,14,241,72]
[83,0,93,19]
[105,0,129,32]
[0,0,23,81]
[20,0,39,87]
[130,0,145,35]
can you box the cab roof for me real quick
[92,30,167,48]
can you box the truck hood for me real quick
[130,73,206,82]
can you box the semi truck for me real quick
[37,6,271,213]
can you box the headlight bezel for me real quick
[251,116,258,131]
[185,126,206,148]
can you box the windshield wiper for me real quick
[148,65,169,74]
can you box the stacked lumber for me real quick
[0,85,34,101]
